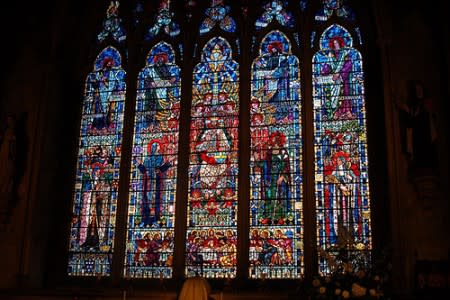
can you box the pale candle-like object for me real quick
[122,290,126,300]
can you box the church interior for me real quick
[0,0,448,299]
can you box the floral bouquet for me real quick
[308,226,391,299]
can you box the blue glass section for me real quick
[315,0,355,22]
[199,0,236,35]
[145,0,180,40]
[249,30,303,279]
[97,1,126,43]
[68,47,126,276]
[124,42,181,278]
[312,25,372,275]
[255,1,295,30]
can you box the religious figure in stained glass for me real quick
[255,0,295,30]
[124,42,180,278]
[88,56,124,134]
[186,37,239,278]
[313,24,371,274]
[97,1,126,43]
[68,47,126,276]
[199,0,236,35]
[318,36,354,120]
[249,31,303,279]
[145,0,180,40]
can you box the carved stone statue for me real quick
[396,81,438,173]
[0,114,17,208]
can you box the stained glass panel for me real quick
[68,47,126,276]
[97,1,126,43]
[312,25,372,275]
[186,37,239,278]
[124,42,181,278]
[315,0,355,22]
[255,1,295,30]
[199,0,236,35]
[249,30,303,279]
[145,0,180,40]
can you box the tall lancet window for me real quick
[68,46,126,276]
[312,24,372,275]
[123,0,182,279]
[186,37,239,278]
[124,42,181,279]
[249,29,303,279]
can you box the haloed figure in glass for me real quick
[255,41,293,122]
[135,140,173,228]
[142,52,178,127]
[79,146,115,251]
[320,36,353,120]
[91,57,119,133]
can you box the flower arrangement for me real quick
[308,226,391,300]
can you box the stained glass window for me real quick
[186,37,239,278]
[97,1,126,43]
[312,24,372,275]
[68,0,375,281]
[315,0,355,22]
[249,30,303,279]
[145,0,180,40]
[124,42,181,278]
[255,1,295,30]
[199,0,236,35]
[68,47,126,276]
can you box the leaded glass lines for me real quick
[97,1,126,43]
[255,1,295,30]
[124,42,181,278]
[312,24,372,275]
[145,0,180,40]
[249,30,304,279]
[186,37,239,278]
[199,0,237,35]
[68,47,126,276]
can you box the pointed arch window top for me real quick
[319,24,353,50]
[200,36,234,62]
[199,0,236,35]
[97,1,127,43]
[255,1,295,30]
[145,0,180,40]
[94,46,123,70]
[315,0,355,22]
[146,41,177,65]
[259,30,292,55]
